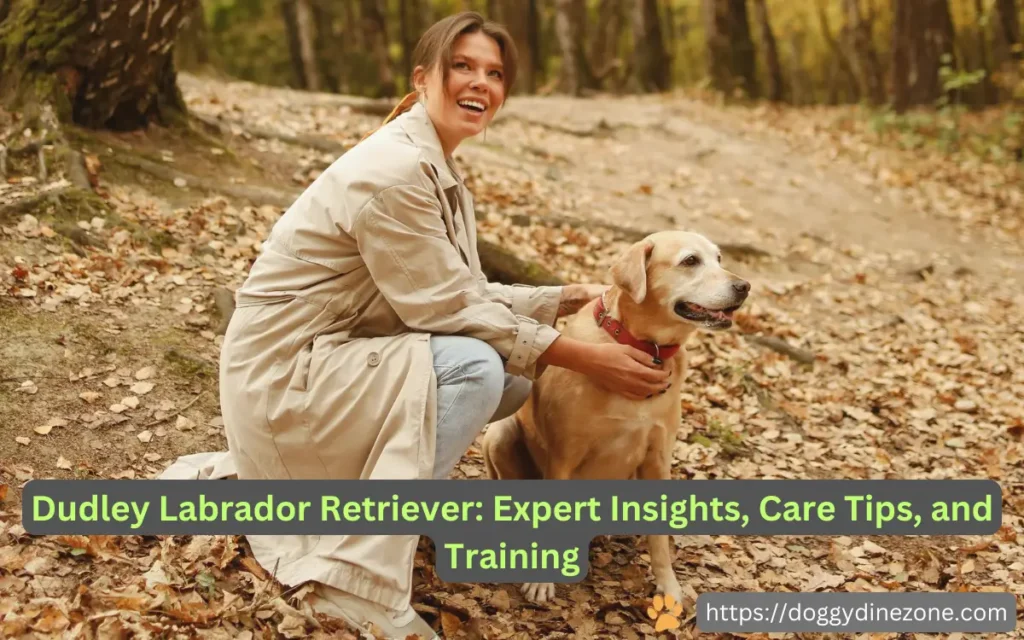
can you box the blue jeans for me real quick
[430,336,531,479]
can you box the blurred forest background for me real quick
[179,0,1024,110]
[165,0,1024,160]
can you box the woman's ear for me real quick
[610,239,653,304]
[412,65,426,93]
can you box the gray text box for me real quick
[22,479,1001,584]
[697,592,1018,633]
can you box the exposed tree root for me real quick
[189,112,351,156]
[477,238,566,287]
[109,153,300,209]
[487,210,772,260]
[743,334,816,364]
[0,184,72,221]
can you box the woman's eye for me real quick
[489,70,503,78]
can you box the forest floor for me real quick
[0,72,1022,640]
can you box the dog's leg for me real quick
[482,416,541,480]
[638,447,685,605]
[520,460,577,604]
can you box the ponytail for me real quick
[361,91,420,141]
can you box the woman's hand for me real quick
[580,343,672,400]
[538,335,671,400]
[558,283,610,318]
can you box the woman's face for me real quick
[415,31,507,156]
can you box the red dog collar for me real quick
[593,294,680,360]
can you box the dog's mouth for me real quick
[673,300,741,329]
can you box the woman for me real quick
[215,11,670,639]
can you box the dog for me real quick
[482,230,750,605]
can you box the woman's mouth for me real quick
[457,99,487,117]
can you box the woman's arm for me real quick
[537,335,671,400]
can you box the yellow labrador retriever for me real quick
[482,230,750,605]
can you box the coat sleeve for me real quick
[352,183,561,380]
[478,279,563,328]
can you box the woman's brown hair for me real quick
[369,12,518,135]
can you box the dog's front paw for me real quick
[657,578,686,609]
[521,582,556,603]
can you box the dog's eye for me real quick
[681,255,700,267]
[717,254,722,263]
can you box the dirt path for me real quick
[1,76,1021,640]
[469,95,1024,287]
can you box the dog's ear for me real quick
[610,239,653,303]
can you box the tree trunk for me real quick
[361,0,396,98]
[905,0,956,106]
[294,0,321,91]
[400,0,414,85]
[996,0,1020,60]
[1,0,197,130]
[972,0,998,104]
[842,0,885,105]
[590,0,625,88]
[554,0,598,95]
[630,0,671,92]
[175,0,214,72]
[702,0,759,98]
[497,0,537,93]
[311,0,342,93]
[752,0,784,101]
[816,0,860,103]
[890,0,912,112]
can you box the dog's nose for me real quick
[732,280,750,295]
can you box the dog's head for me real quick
[609,230,750,331]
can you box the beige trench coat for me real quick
[210,101,564,609]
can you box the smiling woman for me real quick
[167,11,672,640]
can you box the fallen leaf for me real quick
[130,382,154,395]
[440,610,462,637]
[135,366,156,380]
[56,456,72,470]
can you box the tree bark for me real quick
[497,0,537,94]
[702,0,759,99]
[554,0,598,95]
[630,0,671,92]
[995,0,1020,60]
[891,0,912,112]
[294,0,321,91]
[1,0,197,130]
[589,0,625,89]
[361,0,396,98]
[972,0,998,104]
[175,0,214,72]
[752,0,784,101]
[842,0,885,105]
[400,0,415,85]
[816,0,860,103]
[902,0,956,107]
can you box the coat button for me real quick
[367,352,381,366]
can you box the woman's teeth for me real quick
[458,100,486,113]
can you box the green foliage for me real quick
[204,0,294,87]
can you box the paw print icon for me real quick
[647,593,683,632]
